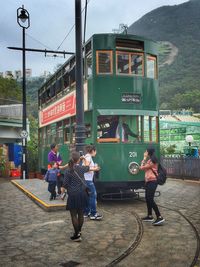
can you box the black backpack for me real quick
[152,163,167,185]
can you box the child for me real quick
[45,162,61,200]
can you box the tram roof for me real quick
[91,33,157,44]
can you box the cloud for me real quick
[0,0,188,76]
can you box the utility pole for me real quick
[75,0,85,153]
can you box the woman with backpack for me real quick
[140,147,165,226]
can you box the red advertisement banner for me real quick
[40,92,76,126]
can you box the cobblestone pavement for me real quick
[0,178,199,267]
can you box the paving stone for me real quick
[0,178,199,267]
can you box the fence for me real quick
[161,157,200,179]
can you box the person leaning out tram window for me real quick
[116,116,139,142]
[139,147,165,226]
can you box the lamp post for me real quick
[17,6,30,179]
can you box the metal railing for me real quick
[161,157,200,179]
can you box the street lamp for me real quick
[185,135,194,147]
[17,6,30,179]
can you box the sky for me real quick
[0,0,188,77]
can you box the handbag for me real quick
[74,170,91,196]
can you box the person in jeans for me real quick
[140,147,165,225]
[83,145,102,220]
[44,162,60,200]
[61,152,99,242]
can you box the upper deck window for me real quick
[86,53,92,77]
[96,51,113,74]
[147,55,157,79]
[131,54,143,75]
[116,51,144,76]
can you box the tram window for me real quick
[63,72,70,90]
[147,55,157,79]
[97,115,120,143]
[144,116,150,142]
[96,51,113,74]
[64,119,70,143]
[56,121,63,145]
[56,79,62,94]
[85,123,91,138]
[50,84,56,98]
[116,51,144,76]
[46,126,52,145]
[131,54,143,75]
[64,127,70,143]
[41,93,46,104]
[117,52,129,74]
[71,117,76,144]
[86,53,92,77]
[117,116,140,143]
[70,66,76,87]
[46,89,51,101]
[151,116,159,143]
[41,127,46,147]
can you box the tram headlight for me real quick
[128,162,140,175]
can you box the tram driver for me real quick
[116,116,139,142]
[100,116,139,142]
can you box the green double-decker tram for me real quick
[38,33,159,194]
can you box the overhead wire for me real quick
[83,0,88,44]
[56,0,92,50]
[25,33,53,50]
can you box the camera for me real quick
[80,151,83,156]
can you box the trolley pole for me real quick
[75,0,85,153]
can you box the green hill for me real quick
[128,0,200,112]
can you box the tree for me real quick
[0,77,22,104]
[27,115,38,172]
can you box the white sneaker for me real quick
[90,213,103,220]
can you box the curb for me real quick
[11,180,66,211]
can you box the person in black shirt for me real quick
[62,152,99,242]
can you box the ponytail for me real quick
[68,159,75,172]
[68,151,80,172]
[147,147,158,164]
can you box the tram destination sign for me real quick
[121,93,141,103]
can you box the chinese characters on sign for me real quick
[121,93,141,103]
[40,93,76,126]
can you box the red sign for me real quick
[40,92,76,126]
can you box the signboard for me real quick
[39,83,88,127]
[121,93,141,103]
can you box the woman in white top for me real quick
[83,145,103,220]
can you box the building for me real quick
[0,104,30,177]
[159,110,200,154]
[5,71,14,79]
[15,70,22,80]
[26,69,32,78]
